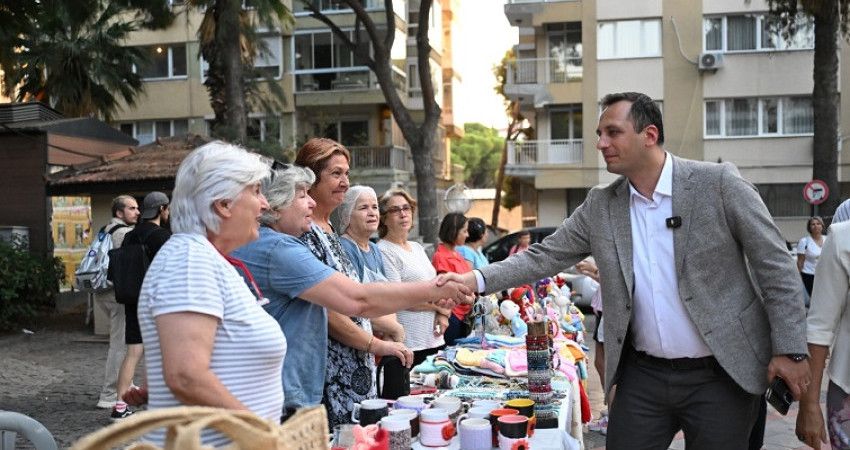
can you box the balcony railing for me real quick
[349,145,410,171]
[295,66,406,93]
[506,57,583,85]
[293,0,382,14]
[507,139,583,165]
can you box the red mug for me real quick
[488,408,520,446]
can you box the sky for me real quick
[454,1,518,129]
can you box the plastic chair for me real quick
[0,411,57,450]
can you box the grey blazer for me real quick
[480,155,808,395]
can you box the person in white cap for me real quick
[111,191,171,420]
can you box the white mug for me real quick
[380,416,412,450]
[432,396,464,414]
[457,406,492,426]
[395,395,428,413]
[419,408,452,447]
[351,398,389,425]
[472,399,501,411]
[459,418,491,450]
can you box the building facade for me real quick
[502,0,850,240]
[113,0,460,200]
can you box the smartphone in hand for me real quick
[765,377,793,415]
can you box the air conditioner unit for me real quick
[699,52,724,71]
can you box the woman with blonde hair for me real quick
[377,188,452,365]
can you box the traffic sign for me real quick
[803,180,829,205]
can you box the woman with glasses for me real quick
[377,189,452,366]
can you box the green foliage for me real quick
[501,176,521,210]
[0,0,172,121]
[451,123,504,188]
[0,239,65,331]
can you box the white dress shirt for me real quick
[629,153,712,359]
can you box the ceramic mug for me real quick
[432,396,467,425]
[388,409,419,438]
[380,415,412,450]
[471,399,501,411]
[351,399,389,426]
[488,408,520,447]
[505,398,535,419]
[395,395,428,413]
[497,414,534,439]
[419,408,454,447]
[456,406,492,426]
[458,418,491,450]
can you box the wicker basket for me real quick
[70,406,329,450]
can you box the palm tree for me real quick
[190,0,292,145]
[1,0,152,121]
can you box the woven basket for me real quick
[70,406,329,450]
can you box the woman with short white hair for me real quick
[134,141,286,447]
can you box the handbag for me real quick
[376,355,410,400]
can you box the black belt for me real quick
[632,349,718,370]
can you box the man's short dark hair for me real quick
[439,212,468,245]
[601,92,665,145]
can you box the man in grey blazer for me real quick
[444,92,811,449]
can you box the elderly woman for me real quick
[135,141,285,447]
[293,138,423,429]
[432,212,473,346]
[377,188,452,366]
[339,186,390,284]
[233,171,460,423]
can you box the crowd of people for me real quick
[90,91,850,450]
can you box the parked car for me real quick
[482,226,598,309]
[482,227,557,263]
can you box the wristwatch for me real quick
[786,353,808,362]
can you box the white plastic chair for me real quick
[0,411,57,450]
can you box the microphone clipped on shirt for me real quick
[666,216,682,229]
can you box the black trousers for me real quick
[606,347,760,450]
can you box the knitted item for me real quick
[351,424,389,450]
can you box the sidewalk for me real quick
[0,307,829,449]
[581,313,830,450]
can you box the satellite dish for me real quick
[444,184,471,214]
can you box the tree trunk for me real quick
[811,4,840,217]
[492,115,519,230]
[218,0,247,143]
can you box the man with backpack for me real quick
[94,195,139,410]
[111,191,171,420]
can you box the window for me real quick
[247,117,282,143]
[294,30,372,71]
[312,119,369,146]
[550,105,583,140]
[704,97,813,137]
[136,44,187,79]
[597,19,661,59]
[120,119,188,145]
[547,22,583,81]
[254,34,282,78]
[704,13,814,52]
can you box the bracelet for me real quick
[365,335,374,354]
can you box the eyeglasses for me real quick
[385,205,413,216]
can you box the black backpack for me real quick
[108,227,159,305]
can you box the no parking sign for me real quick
[803,180,829,205]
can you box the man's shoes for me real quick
[110,407,133,421]
[97,400,116,409]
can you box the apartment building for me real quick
[502,0,850,240]
[114,0,459,198]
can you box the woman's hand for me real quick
[122,384,148,407]
[795,400,828,449]
[372,338,414,368]
[434,313,449,337]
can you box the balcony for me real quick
[507,139,583,168]
[294,66,406,93]
[503,57,582,106]
[349,145,410,171]
[505,0,579,25]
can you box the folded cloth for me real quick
[482,333,526,349]
[505,348,528,377]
